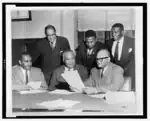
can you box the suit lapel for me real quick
[17,66,25,84]
[120,37,128,61]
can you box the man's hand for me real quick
[69,86,82,92]
[83,87,97,95]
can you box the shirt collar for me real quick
[64,67,75,71]
[115,36,124,44]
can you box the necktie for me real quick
[25,70,29,84]
[100,68,104,78]
[114,41,119,60]
[50,42,55,50]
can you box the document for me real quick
[48,89,78,95]
[19,89,47,94]
[37,98,80,109]
[88,93,106,99]
[61,70,85,92]
[105,91,135,104]
[27,81,41,89]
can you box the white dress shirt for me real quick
[112,36,124,60]
[49,39,56,48]
[87,48,93,55]
[20,67,30,84]
[64,67,74,72]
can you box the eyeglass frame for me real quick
[96,57,109,61]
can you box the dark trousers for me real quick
[43,72,53,86]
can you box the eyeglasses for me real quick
[96,57,109,61]
[47,34,56,37]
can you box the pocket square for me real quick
[128,48,132,53]
[60,51,63,54]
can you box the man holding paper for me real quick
[83,47,125,94]
[48,50,88,92]
[12,52,48,90]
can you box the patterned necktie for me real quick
[114,41,119,61]
[25,70,29,84]
[100,68,104,78]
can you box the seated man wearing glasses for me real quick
[83,47,124,94]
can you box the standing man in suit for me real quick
[35,25,70,86]
[48,50,88,91]
[105,23,135,90]
[76,30,105,74]
[83,47,124,94]
[12,52,47,91]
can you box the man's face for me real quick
[85,36,96,49]
[96,50,110,68]
[112,27,123,41]
[20,55,32,70]
[45,28,56,43]
[64,52,76,69]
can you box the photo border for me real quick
[2,2,147,119]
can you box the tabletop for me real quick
[12,90,137,116]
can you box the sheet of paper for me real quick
[105,91,135,104]
[88,93,106,99]
[37,98,80,109]
[27,81,42,89]
[61,70,85,92]
[19,89,47,94]
[48,89,78,95]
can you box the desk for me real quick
[12,90,136,116]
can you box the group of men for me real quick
[12,23,135,94]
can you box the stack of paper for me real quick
[48,89,78,95]
[105,91,135,104]
[37,98,80,109]
[19,89,47,94]
[61,70,85,92]
[27,81,42,89]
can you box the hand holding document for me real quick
[27,81,42,90]
[61,70,85,92]
[37,98,80,109]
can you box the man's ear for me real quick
[18,60,21,65]
[108,57,111,62]
[121,30,124,36]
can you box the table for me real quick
[12,90,136,116]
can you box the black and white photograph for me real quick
[2,2,146,118]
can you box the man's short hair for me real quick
[45,25,56,34]
[62,50,76,62]
[20,52,31,61]
[85,30,96,38]
[97,46,111,57]
[112,23,124,31]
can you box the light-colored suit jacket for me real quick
[84,62,124,92]
[12,65,47,90]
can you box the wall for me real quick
[77,7,135,31]
[11,10,62,39]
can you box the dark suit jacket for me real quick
[48,64,89,91]
[84,62,124,92]
[76,41,105,73]
[35,36,70,73]
[105,36,135,90]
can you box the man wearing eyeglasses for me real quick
[34,25,70,86]
[83,47,124,94]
